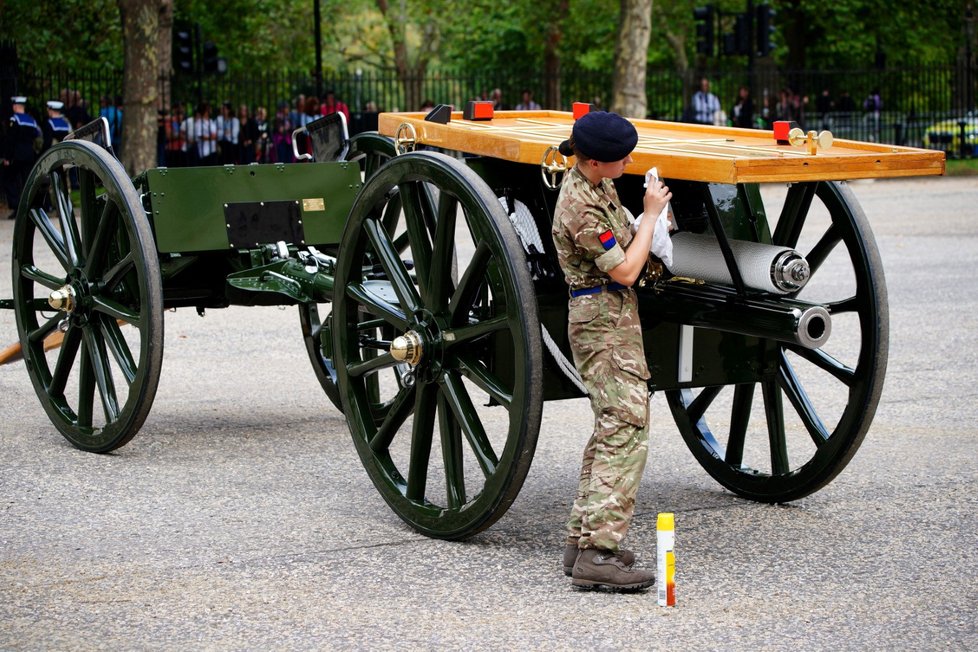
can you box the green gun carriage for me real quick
[4,109,944,539]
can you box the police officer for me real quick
[2,96,41,218]
[42,100,71,153]
[551,110,671,592]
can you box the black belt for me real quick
[569,282,628,297]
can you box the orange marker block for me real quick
[463,101,494,121]
[572,102,594,120]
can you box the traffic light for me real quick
[694,6,715,57]
[202,41,226,74]
[756,4,775,56]
[174,27,194,74]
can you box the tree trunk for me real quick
[611,0,651,119]
[118,0,161,175]
[157,0,174,109]
[543,0,569,109]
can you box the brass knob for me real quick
[48,286,76,313]
[540,145,568,190]
[390,331,423,366]
[788,128,833,154]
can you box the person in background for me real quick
[99,95,122,148]
[2,96,41,218]
[551,111,671,592]
[691,77,721,125]
[41,100,71,153]
[731,85,754,129]
[193,102,218,165]
[489,88,506,110]
[216,101,240,165]
[514,89,541,111]
[239,104,257,164]
[321,89,351,125]
[253,106,270,163]
[165,104,187,167]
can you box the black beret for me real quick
[565,111,638,162]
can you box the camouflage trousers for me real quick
[565,288,651,552]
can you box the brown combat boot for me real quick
[571,548,655,592]
[563,543,635,576]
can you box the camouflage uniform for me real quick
[552,165,651,553]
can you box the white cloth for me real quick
[632,167,675,269]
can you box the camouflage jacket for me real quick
[551,165,634,291]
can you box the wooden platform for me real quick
[378,110,945,184]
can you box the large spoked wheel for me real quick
[667,181,887,502]
[299,132,398,412]
[12,141,164,452]
[332,151,543,539]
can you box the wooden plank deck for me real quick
[378,110,945,184]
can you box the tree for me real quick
[611,0,652,118]
[117,0,168,175]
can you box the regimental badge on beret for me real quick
[599,229,617,251]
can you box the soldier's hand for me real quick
[643,179,672,219]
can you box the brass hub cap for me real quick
[48,285,77,313]
[390,330,424,366]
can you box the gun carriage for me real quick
[3,108,944,539]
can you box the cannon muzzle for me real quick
[641,281,832,350]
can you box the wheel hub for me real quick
[390,330,423,366]
[48,285,77,313]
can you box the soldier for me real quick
[42,100,71,153]
[2,96,41,218]
[551,110,671,592]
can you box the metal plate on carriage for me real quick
[144,162,361,253]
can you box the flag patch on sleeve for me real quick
[599,230,617,250]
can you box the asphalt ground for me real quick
[1,174,976,650]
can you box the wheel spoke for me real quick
[346,282,409,330]
[347,351,399,378]
[48,326,82,397]
[91,295,142,326]
[82,326,121,423]
[99,316,137,385]
[429,192,459,307]
[30,208,71,272]
[688,385,722,425]
[446,315,507,346]
[726,384,754,467]
[77,337,95,430]
[778,351,830,447]
[83,201,119,278]
[369,385,417,453]
[826,296,860,314]
[773,182,816,248]
[456,354,512,408]
[100,252,135,292]
[805,223,841,275]
[400,181,435,299]
[761,381,789,475]
[440,371,498,478]
[437,391,466,509]
[364,218,421,314]
[20,264,66,291]
[77,167,100,250]
[787,344,856,385]
[406,382,438,501]
[449,241,491,323]
[27,313,63,348]
[51,171,81,267]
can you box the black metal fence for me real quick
[8,63,978,158]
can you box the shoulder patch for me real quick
[599,229,617,250]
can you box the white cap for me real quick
[46,100,64,111]
[11,96,27,104]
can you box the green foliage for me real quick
[2,0,123,70]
